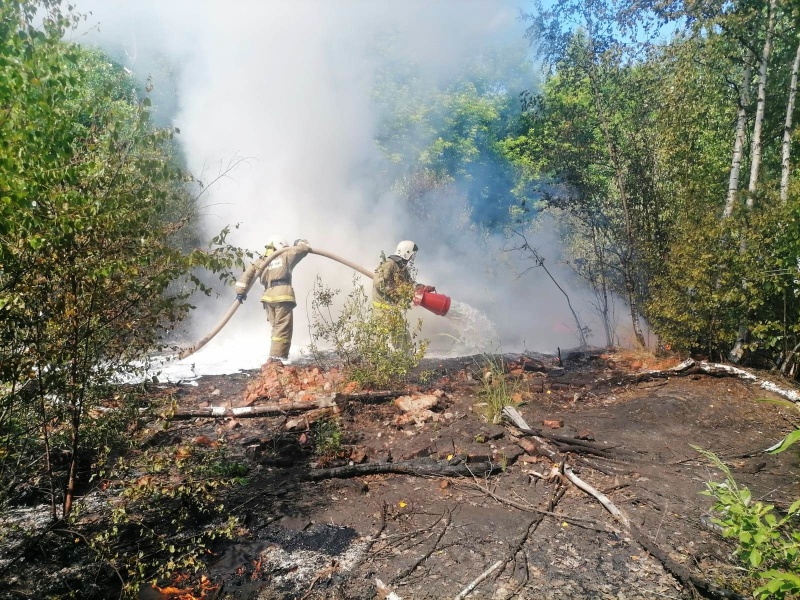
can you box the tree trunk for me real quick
[587,66,646,348]
[732,0,778,361]
[780,39,800,203]
[724,48,753,218]
[746,0,777,205]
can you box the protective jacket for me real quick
[235,242,310,360]
[372,255,414,307]
[259,246,309,307]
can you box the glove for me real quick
[416,284,436,293]
[235,281,247,303]
[293,238,310,247]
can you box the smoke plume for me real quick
[73,0,603,372]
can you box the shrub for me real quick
[694,446,800,599]
[308,275,429,389]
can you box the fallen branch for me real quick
[393,509,451,583]
[596,358,800,404]
[376,578,402,600]
[337,390,405,403]
[307,458,500,481]
[170,395,337,419]
[563,466,630,529]
[452,560,503,600]
[463,478,611,532]
[507,408,747,600]
[503,407,630,460]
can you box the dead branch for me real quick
[452,560,503,600]
[504,406,629,461]
[503,483,568,592]
[376,578,402,600]
[306,458,499,481]
[595,358,800,404]
[337,390,405,403]
[393,509,452,583]
[363,502,388,558]
[463,478,612,532]
[170,395,337,419]
[563,466,630,529]
[506,408,747,600]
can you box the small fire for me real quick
[152,574,218,599]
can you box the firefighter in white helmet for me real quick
[235,235,310,363]
[372,241,435,308]
[372,240,434,348]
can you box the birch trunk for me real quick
[724,49,753,218]
[780,40,800,203]
[746,0,777,206]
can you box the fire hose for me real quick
[178,245,450,360]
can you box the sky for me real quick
[70,0,614,374]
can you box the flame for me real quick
[153,574,218,600]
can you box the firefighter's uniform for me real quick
[237,241,309,360]
[372,255,414,309]
[372,254,419,350]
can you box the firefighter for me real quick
[235,235,310,363]
[372,240,434,348]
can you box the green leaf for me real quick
[765,430,800,454]
[749,548,763,568]
[739,530,752,544]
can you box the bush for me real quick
[83,440,245,597]
[308,275,429,389]
[694,446,800,599]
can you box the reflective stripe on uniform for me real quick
[271,336,289,342]
[262,295,296,303]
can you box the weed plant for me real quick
[477,355,524,424]
[308,275,428,389]
[694,446,800,599]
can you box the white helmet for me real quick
[395,240,418,262]
[267,234,289,249]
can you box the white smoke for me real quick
[72,0,601,373]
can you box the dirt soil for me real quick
[2,348,799,600]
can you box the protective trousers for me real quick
[264,301,293,359]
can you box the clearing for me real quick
[1,348,798,600]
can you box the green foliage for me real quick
[0,0,244,518]
[308,275,428,389]
[510,0,800,365]
[83,440,244,597]
[760,397,800,457]
[694,446,800,599]
[373,41,535,226]
[477,356,523,424]
[647,198,800,362]
[311,417,343,459]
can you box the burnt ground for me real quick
[2,348,799,600]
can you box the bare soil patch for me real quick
[2,349,798,600]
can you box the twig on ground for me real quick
[563,466,631,529]
[392,508,452,583]
[505,408,747,600]
[462,478,611,532]
[452,560,503,600]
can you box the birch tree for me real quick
[780,39,800,203]
[746,0,778,205]
[724,49,753,218]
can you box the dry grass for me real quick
[600,347,683,372]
